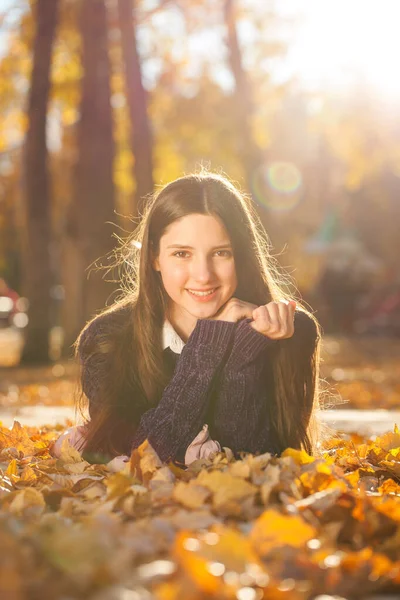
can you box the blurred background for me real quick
[0,0,399,399]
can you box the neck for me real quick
[166,306,197,343]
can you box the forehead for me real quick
[160,214,230,243]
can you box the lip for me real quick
[186,288,218,292]
[186,287,219,302]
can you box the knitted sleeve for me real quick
[210,317,280,456]
[130,319,237,463]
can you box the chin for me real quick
[189,307,215,319]
[192,304,223,320]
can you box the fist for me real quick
[250,300,296,340]
[211,297,258,323]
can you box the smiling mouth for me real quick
[186,288,219,297]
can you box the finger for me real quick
[277,302,291,337]
[238,301,256,320]
[278,301,295,337]
[253,305,271,332]
[266,302,282,334]
[288,301,296,325]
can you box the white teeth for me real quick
[188,288,216,296]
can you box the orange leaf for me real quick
[378,478,400,495]
[0,421,35,455]
[250,509,316,554]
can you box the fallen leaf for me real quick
[250,509,317,554]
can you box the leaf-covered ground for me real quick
[1,420,400,600]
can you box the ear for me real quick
[151,251,160,272]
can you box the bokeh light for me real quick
[252,161,303,212]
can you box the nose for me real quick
[190,255,215,284]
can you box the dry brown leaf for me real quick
[375,430,400,452]
[172,480,211,509]
[293,487,343,513]
[105,472,134,500]
[58,437,84,464]
[260,463,281,504]
[19,465,37,483]
[8,487,45,515]
[196,469,257,514]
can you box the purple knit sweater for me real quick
[79,311,280,463]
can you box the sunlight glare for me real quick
[283,0,400,97]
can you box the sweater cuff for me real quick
[187,318,237,350]
[227,317,276,369]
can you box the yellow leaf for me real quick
[374,431,400,452]
[196,470,257,510]
[134,439,163,483]
[5,459,18,478]
[105,472,133,500]
[281,448,316,465]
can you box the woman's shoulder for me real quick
[77,301,134,357]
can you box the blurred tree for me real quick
[62,0,117,355]
[21,0,59,364]
[118,0,154,215]
[0,149,21,290]
[223,0,263,192]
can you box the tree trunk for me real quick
[60,201,85,356]
[62,0,118,355]
[118,0,154,215]
[21,0,59,364]
[224,0,263,191]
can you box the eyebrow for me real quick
[166,243,233,249]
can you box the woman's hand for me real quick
[211,297,258,323]
[210,297,296,340]
[250,300,296,339]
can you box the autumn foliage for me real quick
[0,420,400,599]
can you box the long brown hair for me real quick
[75,170,334,460]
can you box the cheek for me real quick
[220,261,237,286]
[161,263,187,290]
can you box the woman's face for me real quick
[153,213,238,338]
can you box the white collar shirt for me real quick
[162,319,185,354]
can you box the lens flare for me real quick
[252,162,303,212]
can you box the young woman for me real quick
[53,171,328,466]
